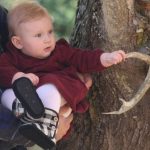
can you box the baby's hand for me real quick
[23,73,39,85]
[12,72,39,85]
[100,50,126,67]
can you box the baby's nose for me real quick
[44,34,51,43]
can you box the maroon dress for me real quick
[0,39,106,113]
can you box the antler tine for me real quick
[103,52,150,115]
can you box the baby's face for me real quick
[15,16,56,59]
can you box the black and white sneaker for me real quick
[18,108,59,150]
[39,108,59,139]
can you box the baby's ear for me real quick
[11,36,23,49]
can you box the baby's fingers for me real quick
[113,51,126,63]
[117,50,126,60]
[32,76,39,85]
[25,73,39,85]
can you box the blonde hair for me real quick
[7,0,51,37]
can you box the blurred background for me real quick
[0,0,77,39]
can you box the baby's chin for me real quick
[39,53,52,59]
[39,49,54,59]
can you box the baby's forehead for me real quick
[18,17,53,33]
[22,15,52,25]
[23,16,52,25]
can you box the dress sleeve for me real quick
[0,53,19,88]
[56,39,106,73]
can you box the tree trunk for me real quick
[57,0,150,150]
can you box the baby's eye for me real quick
[48,30,53,34]
[35,33,42,37]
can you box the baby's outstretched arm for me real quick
[100,50,126,67]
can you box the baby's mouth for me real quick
[44,46,51,51]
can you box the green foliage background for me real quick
[38,0,77,39]
[0,0,77,39]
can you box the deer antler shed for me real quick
[103,52,150,114]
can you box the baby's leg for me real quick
[37,84,61,113]
[36,84,61,142]
[36,84,72,140]
[37,83,72,117]
[17,84,61,147]
[19,83,64,149]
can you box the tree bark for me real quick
[57,0,150,150]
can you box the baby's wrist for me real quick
[100,53,110,67]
